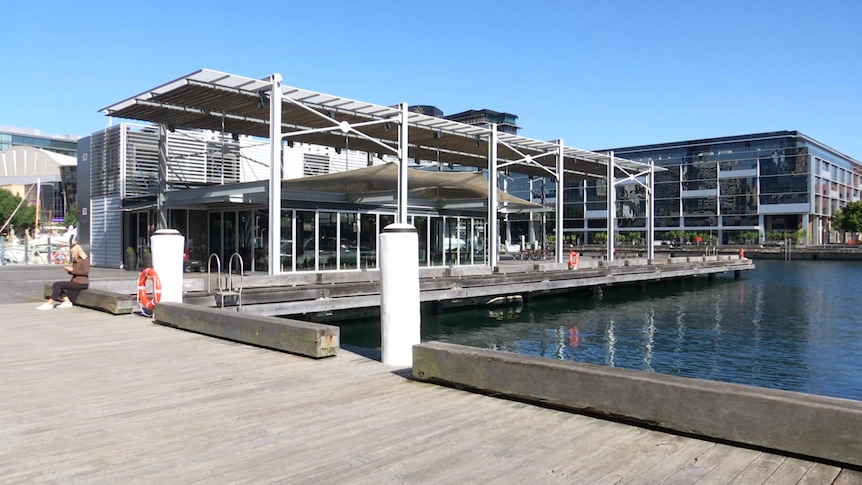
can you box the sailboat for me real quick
[0,180,74,265]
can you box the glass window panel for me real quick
[654,217,680,228]
[208,212,222,267]
[296,210,316,271]
[318,211,338,269]
[414,215,428,266]
[187,210,208,267]
[683,197,717,216]
[655,199,680,217]
[339,212,358,270]
[360,213,377,269]
[278,209,292,272]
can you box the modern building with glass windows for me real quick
[79,123,522,271]
[0,126,80,229]
[0,125,79,157]
[560,131,861,246]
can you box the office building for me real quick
[563,131,861,245]
[0,126,80,230]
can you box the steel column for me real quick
[397,103,408,224]
[488,125,498,267]
[647,162,655,260]
[607,151,615,261]
[267,74,283,275]
[556,139,564,264]
[157,123,168,230]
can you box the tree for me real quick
[64,202,78,227]
[834,201,862,238]
[0,189,36,232]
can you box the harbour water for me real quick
[339,259,862,402]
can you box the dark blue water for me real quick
[338,259,862,402]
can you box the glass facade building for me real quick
[0,126,80,227]
[81,123,488,271]
[0,126,78,157]
[561,131,861,245]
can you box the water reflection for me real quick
[336,260,862,401]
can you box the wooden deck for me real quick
[2,302,860,484]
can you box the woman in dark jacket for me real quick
[37,242,89,310]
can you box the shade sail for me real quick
[281,163,546,211]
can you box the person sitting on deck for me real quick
[37,242,89,310]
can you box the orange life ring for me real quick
[568,251,580,269]
[569,326,579,347]
[137,267,162,311]
[739,248,745,259]
[51,251,66,264]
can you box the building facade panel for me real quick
[581,131,861,245]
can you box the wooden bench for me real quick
[42,285,135,315]
[153,302,339,359]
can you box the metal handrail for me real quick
[227,252,244,311]
[206,253,222,293]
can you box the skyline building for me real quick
[0,126,80,230]
[571,131,861,245]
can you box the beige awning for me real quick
[282,163,546,211]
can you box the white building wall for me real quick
[89,195,122,268]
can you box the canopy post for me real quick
[268,73,283,275]
[157,123,168,230]
[397,102,409,224]
[556,139,564,264]
[647,162,655,260]
[488,125,498,268]
[607,151,615,261]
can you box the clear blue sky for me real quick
[2,0,860,159]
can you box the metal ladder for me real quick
[207,253,244,311]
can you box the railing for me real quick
[207,253,243,311]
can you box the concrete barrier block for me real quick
[445,266,494,277]
[419,267,447,279]
[494,263,534,274]
[412,342,862,468]
[154,302,338,358]
[533,262,569,272]
[317,270,380,284]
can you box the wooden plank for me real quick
[767,457,829,484]
[657,440,758,483]
[0,301,853,484]
[620,438,717,485]
[797,461,841,485]
[833,468,862,485]
[727,452,787,484]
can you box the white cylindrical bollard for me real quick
[151,229,185,303]
[379,223,420,367]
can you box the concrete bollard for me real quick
[151,229,185,303]
[379,223,420,367]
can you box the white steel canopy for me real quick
[101,68,660,271]
[101,69,649,179]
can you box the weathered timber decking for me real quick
[2,302,859,483]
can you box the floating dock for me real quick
[87,254,756,318]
